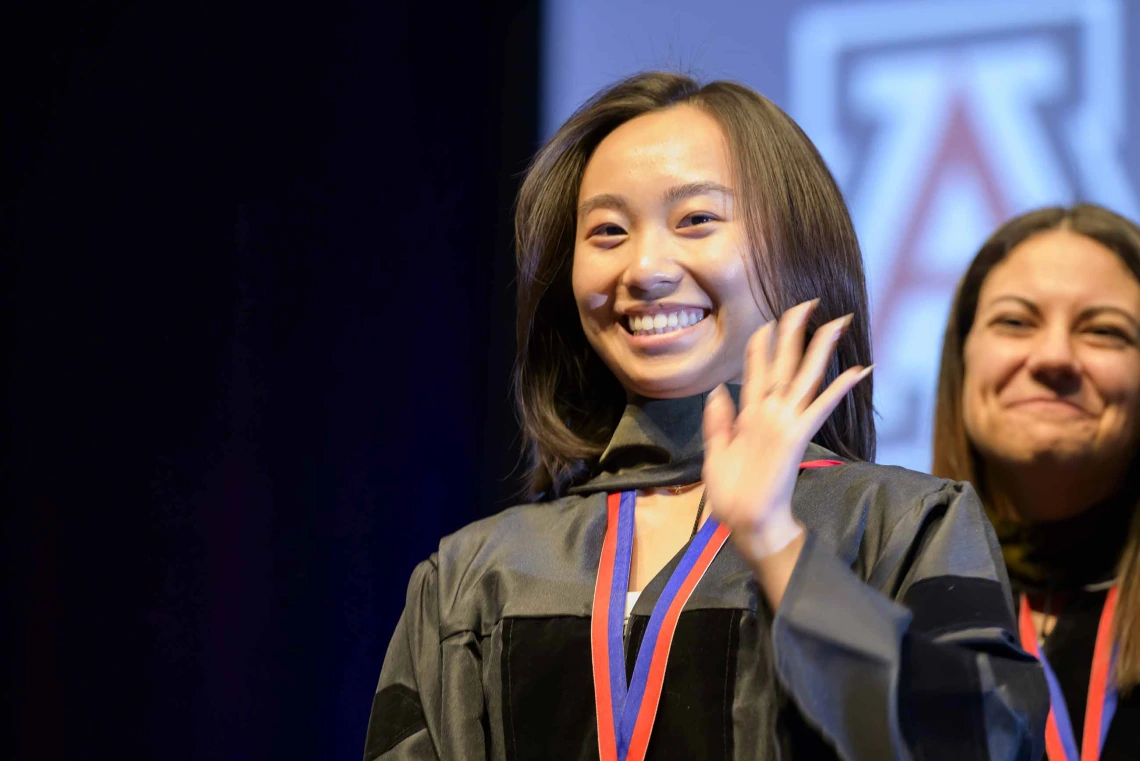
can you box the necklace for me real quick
[648,482,706,537]
[689,488,708,539]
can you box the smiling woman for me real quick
[572,107,761,400]
[934,204,1140,760]
[364,72,1047,761]
[514,75,872,498]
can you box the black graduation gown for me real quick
[364,393,1048,760]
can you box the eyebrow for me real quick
[663,181,734,205]
[577,181,734,217]
[984,296,1040,315]
[577,193,630,218]
[985,295,1140,328]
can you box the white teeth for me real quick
[627,309,707,336]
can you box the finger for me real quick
[742,321,776,409]
[802,364,874,434]
[769,299,819,393]
[703,383,736,459]
[787,314,852,411]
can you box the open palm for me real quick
[701,300,871,562]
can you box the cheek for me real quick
[960,369,985,437]
[960,365,1009,459]
[699,240,763,319]
[962,334,1022,394]
[960,337,1000,434]
[570,248,588,304]
[1083,355,1140,418]
[571,248,608,312]
[572,247,625,340]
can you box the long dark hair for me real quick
[513,71,874,499]
[932,203,1140,690]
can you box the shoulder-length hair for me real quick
[513,71,874,499]
[932,203,1140,690]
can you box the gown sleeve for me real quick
[364,557,485,761]
[773,479,1049,760]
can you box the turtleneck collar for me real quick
[988,486,1136,592]
[568,385,833,496]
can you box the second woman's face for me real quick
[572,105,767,399]
[962,229,1140,477]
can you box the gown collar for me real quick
[569,385,833,495]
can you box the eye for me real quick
[588,223,627,238]
[991,315,1032,330]
[677,212,719,228]
[1085,325,1135,344]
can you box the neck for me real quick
[987,463,1111,524]
[984,446,1139,524]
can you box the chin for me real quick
[617,363,725,399]
[1026,429,1100,457]
[624,377,711,399]
[590,332,739,399]
[1005,441,1099,469]
[982,417,1093,458]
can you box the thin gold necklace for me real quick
[690,489,709,539]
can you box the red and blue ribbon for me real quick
[591,459,842,761]
[1018,585,1119,761]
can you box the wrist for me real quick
[743,515,806,609]
[741,507,804,560]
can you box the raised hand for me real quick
[701,300,871,601]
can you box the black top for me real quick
[1016,583,1140,761]
[994,481,1138,761]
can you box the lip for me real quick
[1006,398,1091,415]
[622,319,708,348]
[617,305,711,349]
[619,303,710,319]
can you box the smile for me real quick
[1009,397,1087,411]
[1007,398,1093,418]
[624,309,708,336]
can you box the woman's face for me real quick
[572,105,767,399]
[962,228,1140,479]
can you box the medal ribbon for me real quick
[1017,585,1119,761]
[591,459,842,761]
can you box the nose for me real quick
[1025,326,1082,393]
[621,231,683,301]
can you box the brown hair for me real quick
[512,71,874,499]
[932,203,1140,690]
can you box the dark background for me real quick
[3,2,539,758]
